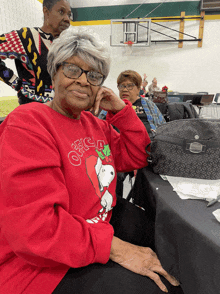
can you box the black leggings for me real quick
[53,261,184,294]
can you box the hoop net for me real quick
[124,41,134,55]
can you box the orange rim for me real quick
[124,41,133,46]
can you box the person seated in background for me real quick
[0,27,182,294]
[0,0,71,105]
[139,73,149,97]
[139,79,149,97]
[148,77,160,97]
[99,70,166,198]
[100,70,165,140]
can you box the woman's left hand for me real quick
[91,87,126,115]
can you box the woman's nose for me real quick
[64,14,71,23]
[76,72,89,86]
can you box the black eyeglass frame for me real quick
[57,62,105,86]
[117,83,136,91]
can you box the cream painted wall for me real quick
[0,0,219,97]
[86,20,220,95]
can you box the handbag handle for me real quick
[152,135,219,152]
[146,143,153,165]
[146,143,151,156]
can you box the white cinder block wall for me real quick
[0,0,219,97]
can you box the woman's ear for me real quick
[43,6,50,23]
[43,6,49,15]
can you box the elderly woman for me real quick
[0,28,181,294]
[117,70,165,138]
[99,70,165,139]
[148,77,161,96]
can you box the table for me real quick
[131,167,220,294]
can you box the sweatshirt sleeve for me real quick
[0,122,113,268]
[0,31,22,91]
[106,100,151,172]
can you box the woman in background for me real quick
[99,70,166,198]
[0,0,71,104]
[148,77,161,97]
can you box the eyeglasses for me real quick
[59,62,105,86]
[118,83,136,91]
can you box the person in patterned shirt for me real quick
[0,0,72,104]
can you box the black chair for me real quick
[0,117,6,124]
[192,94,215,116]
[214,93,220,104]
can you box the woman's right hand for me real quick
[91,86,126,115]
[110,236,180,293]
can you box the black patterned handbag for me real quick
[147,118,220,179]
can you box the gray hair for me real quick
[47,27,111,83]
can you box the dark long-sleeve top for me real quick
[0,27,54,102]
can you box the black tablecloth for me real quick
[131,167,220,294]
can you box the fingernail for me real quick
[172,277,180,286]
[163,287,168,293]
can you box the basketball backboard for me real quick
[110,19,151,47]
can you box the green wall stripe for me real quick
[71,2,201,21]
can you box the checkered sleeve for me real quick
[152,103,166,125]
[145,99,166,128]
[98,110,107,120]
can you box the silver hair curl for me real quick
[47,27,111,83]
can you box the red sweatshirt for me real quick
[0,101,150,293]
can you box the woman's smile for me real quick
[70,90,89,99]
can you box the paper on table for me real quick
[213,209,220,222]
[161,175,220,202]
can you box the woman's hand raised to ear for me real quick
[110,236,180,293]
[91,86,126,115]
